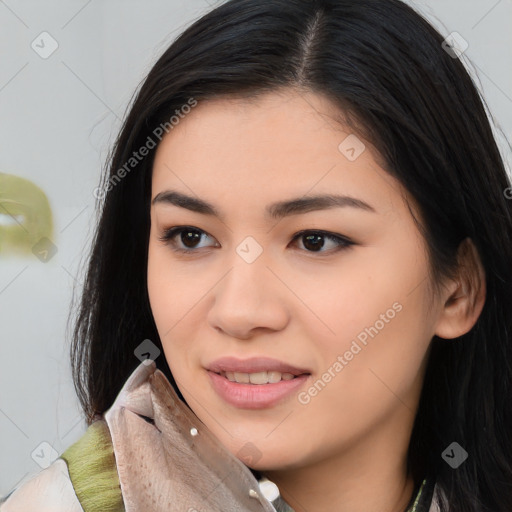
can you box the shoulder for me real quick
[0,458,83,511]
[0,420,124,512]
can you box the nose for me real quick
[207,256,290,340]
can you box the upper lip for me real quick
[207,356,311,376]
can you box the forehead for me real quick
[150,89,406,217]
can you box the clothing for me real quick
[0,361,441,511]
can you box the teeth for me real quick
[221,371,298,384]
[249,372,268,384]
[268,371,282,384]
[234,372,250,383]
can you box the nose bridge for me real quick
[221,243,271,306]
[208,240,289,336]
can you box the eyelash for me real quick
[157,226,354,255]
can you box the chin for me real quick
[228,439,308,472]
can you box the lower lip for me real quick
[207,371,309,409]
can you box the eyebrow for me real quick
[151,190,376,220]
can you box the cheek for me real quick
[147,241,216,381]
[290,240,429,349]
[148,242,203,336]
[147,245,172,333]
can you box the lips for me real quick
[206,356,311,409]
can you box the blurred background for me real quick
[0,0,511,495]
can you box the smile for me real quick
[219,370,297,384]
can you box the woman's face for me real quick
[147,89,442,471]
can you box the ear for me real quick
[434,238,486,340]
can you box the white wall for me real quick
[0,0,511,495]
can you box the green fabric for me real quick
[60,420,125,512]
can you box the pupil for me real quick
[303,234,324,251]
[182,230,201,248]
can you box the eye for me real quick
[158,226,218,252]
[158,226,353,254]
[290,230,353,253]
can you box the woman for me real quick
[2,0,511,510]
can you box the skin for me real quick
[147,88,485,512]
